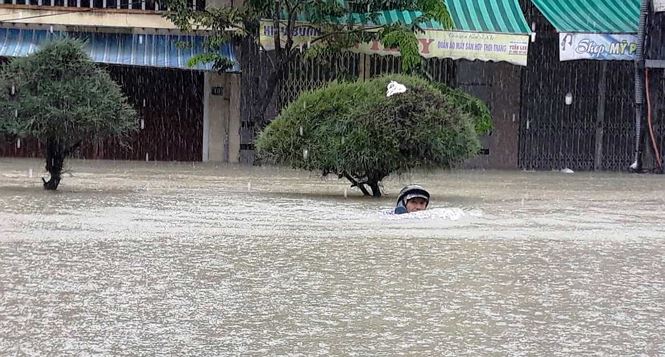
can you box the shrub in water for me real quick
[256,74,484,197]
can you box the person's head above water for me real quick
[394,185,430,214]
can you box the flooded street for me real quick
[1,158,664,355]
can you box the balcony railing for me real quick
[0,0,205,11]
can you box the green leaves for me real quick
[0,37,137,149]
[186,52,236,73]
[380,26,420,72]
[416,0,454,29]
[256,74,482,183]
[431,82,493,135]
[164,0,453,72]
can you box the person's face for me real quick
[406,197,428,213]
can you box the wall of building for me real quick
[1,0,246,163]
[457,60,522,169]
[203,72,241,163]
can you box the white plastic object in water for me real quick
[561,168,574,174]
[565,92,573,105]
[16,138,21,149]
[140,119,145,130]
[386,81,407,97]
[303,148,309,160]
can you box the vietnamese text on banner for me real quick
[260,21,529,67]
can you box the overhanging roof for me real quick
[445,0,530,34]
[531,0,640,33]
[0,27,239,71]
[298,0,531,34]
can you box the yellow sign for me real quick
[259,21,529,66]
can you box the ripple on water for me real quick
[1,159,664,355]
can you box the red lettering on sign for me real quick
[418,38,435,54]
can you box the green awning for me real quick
[368,0,530,34]
[298,0,531,34]
[531,0,640,33]
[445,0,530,34]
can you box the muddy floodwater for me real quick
[1,158,664,355]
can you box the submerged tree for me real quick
[0,38,137,190]
[165,0,453,127]
[256,75,483,197]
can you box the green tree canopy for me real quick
[165,0,453,125]
[0,37,137,190]
[256,74,483,197]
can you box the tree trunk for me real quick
[342,172,384,197]
[367,180,382,198]
[357,184,371,196]
[256,69,282,128]
[43,138,65,191]
[342,172,371,196]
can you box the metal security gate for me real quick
[519,33,600,171]
[239,37,273,163]
[278,51,361,107]
[600,62,640,170]
[519,31,639,171]
[278,53,456,111]
[518,0,665,172]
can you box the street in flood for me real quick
[1,158,664,355]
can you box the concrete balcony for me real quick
[0,0,215,30]
[0,6,177,29]
[0,0,203,12]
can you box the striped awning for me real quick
[0,27,239,71]
[445,0,530,34]
[298,0,530,34]
[531,0,640,33]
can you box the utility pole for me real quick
[631,0,650,172]
[633,0,665,172]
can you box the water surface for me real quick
[1,158,663,355]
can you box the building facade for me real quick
[0,0,243,163]
[3,0,662,171]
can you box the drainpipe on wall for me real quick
[630,0,650,172]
